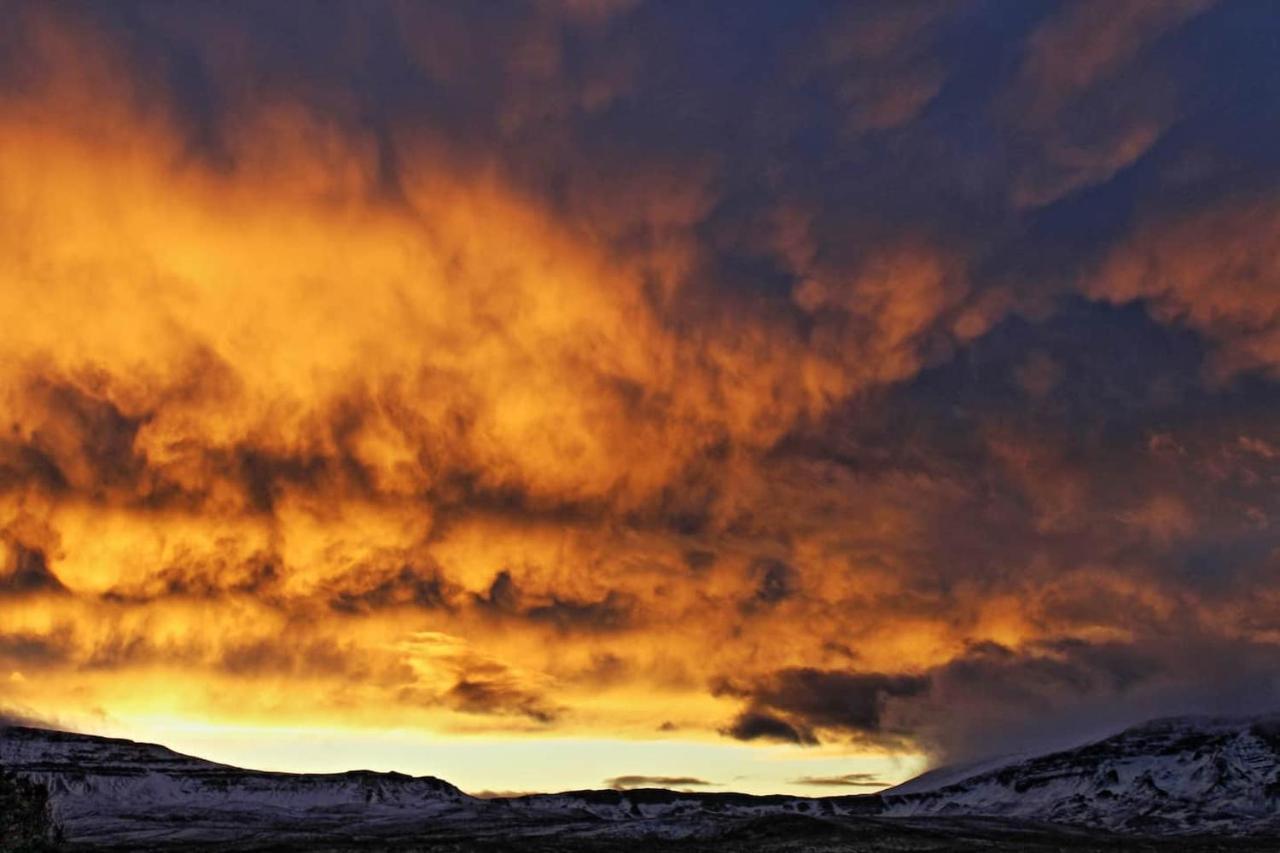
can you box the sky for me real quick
[2,0,1280,797]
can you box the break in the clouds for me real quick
[2,0,1280,780]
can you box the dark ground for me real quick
[62,815,1280,853]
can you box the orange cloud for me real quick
[1003,0,1217,207]
[1091,198,1280,380]
[3,1,1280,781]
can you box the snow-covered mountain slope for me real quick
[0,726,478,846]
[884,714,1280,834]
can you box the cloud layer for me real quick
[3,0,1280,774]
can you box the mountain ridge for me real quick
[883,713,1280,834]
[5,714,1280,848]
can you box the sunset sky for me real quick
[3,0,1280,796]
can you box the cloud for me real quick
[444,678,558,724]
[475,570,636,632]
[788,772,886,788]
[0,544,66,596]
[604,775,716,790]
[466,789,545,800]
[1002,0,1217,207]
[0,706,56,730]
[717,670,929,747]
[787,2,956,134]
[721,711,817,747]
[1090,198,1280,381]
[0,634,70,667]
[327,565,453,615]
[1,0,1280,779]
[880,632,1280,764]
[397,633,562,724]
[745,558,799,608]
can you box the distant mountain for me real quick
[884,714,1280,835]
[5,715,1280,849]
[0,726,475,847]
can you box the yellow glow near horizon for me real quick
[75,715,927,798]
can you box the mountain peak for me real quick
[883,711,1280,835]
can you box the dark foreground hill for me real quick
[5,715,1280,850]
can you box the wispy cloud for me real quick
[788,773,887,789]
[605,775,717,790]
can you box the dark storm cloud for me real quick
[477,570,636,632]
[328,564,454,614]
[5,0,1280,764]
[896,633,1280,764]
[526,590,635,632]
[443,678,559,724]
[0,545,66,596]
[0,377,142,499]
[479,571,521,614]
[717,669,928,746]
[745,558,799,608]
[713,632,1280,763]
[682,549,716,573]
[722,711,817,747]
[1,0,1271,527]
[5,0,1277,351]
[100,557,280,604]
[1001,0,1217,208]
